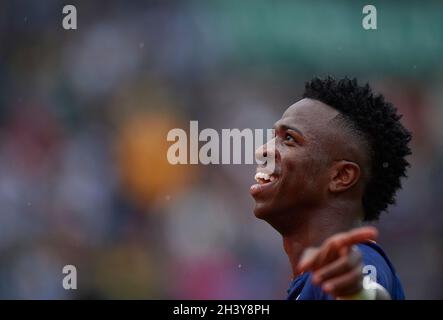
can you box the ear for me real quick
[329,160,361,193]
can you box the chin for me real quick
[253,201,277,220]
[253,202,292,234]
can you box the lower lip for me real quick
[250,179,278,197]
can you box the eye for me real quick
[285,133,295,142]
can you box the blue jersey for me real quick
[286,242,405,300]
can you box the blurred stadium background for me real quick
[0,0,442,299]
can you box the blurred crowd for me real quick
[0,1,442,299]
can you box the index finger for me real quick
[297,226,378,273]
[340,226,378,247]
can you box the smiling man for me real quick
[250,77,411,300]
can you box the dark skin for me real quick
[250,98,390,299]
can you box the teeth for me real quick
[254,172,274,182]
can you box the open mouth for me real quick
[250,171,279,197]
[254,172,277,184]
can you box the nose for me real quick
[255,137,277,168]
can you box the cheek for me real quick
[304,159,330,195]
[284,154,326,193]
[285,152,314,178]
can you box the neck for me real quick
[281,203,362,279]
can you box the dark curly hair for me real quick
[303,76,412,221]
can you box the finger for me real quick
[322,267,363,298]
[312,247,362,285]
[330,276,363,298]
[312,227,377,269]
[297,247,320,273]
[340,226,378,248]
[323,227,378,251]
[301,233,353,272]
[298,227,377,273]
[298,233,355,273]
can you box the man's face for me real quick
[250,98,341,221]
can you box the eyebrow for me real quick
[273,123,304,137]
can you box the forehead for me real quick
[277,98,339,133]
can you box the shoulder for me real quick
[356,242,405,299]
[288,273,334,300]
[287,242,405,300]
